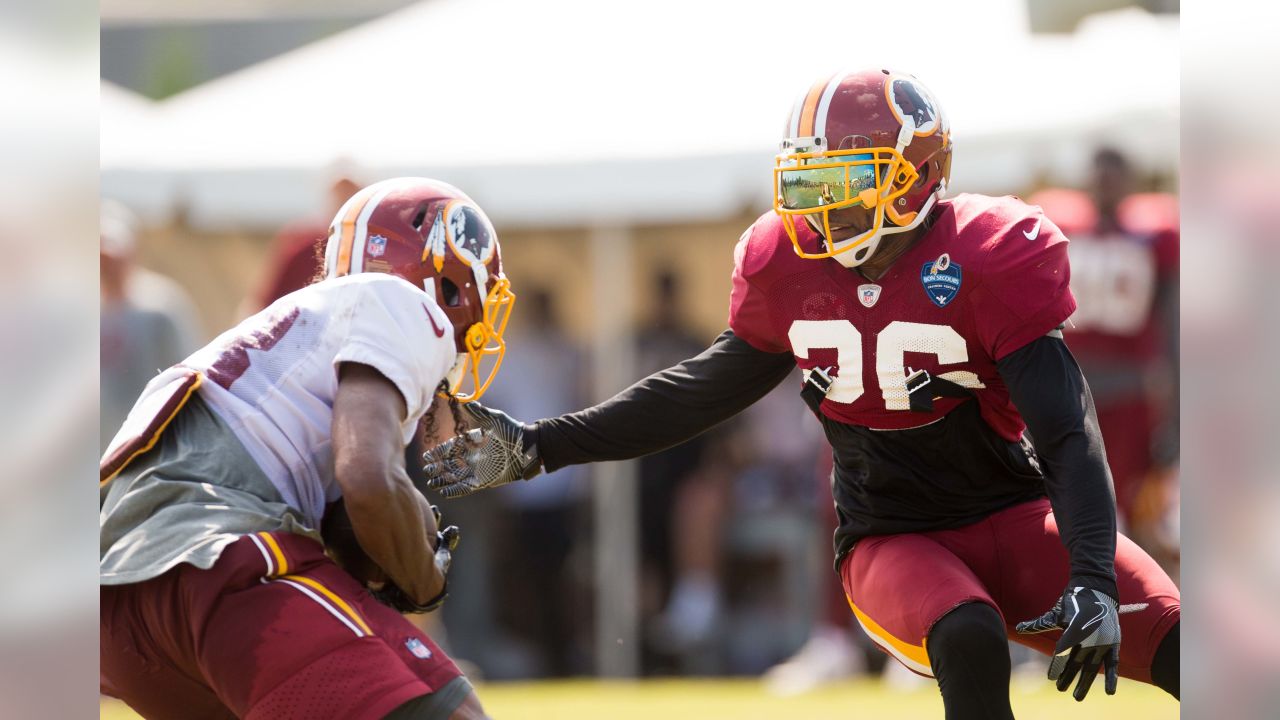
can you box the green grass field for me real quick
[101,677,1178,719]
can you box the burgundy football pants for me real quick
[840,498,1180,682]
[101,531,463,719]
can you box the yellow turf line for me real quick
[101,678,1177,720]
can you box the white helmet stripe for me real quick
[324,189,369,278]
[349,182,399,274]
[812,71,845,139]
[470,262,489,304]
[787,86,806,139]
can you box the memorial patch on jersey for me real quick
[920,259,962,308]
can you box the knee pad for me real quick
[929,602,1008,669]
[928,603,1014,720]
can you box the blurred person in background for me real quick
[100,200,201,453]
[630,269,738,671]
[426,69,1181,718]
[238,172,362,316]
[1029,148,1180,576]
[712,372,827,675]
[478,287,591,678]
[763,449,881,695]
[100,178,513,719]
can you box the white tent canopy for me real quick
[101,81,159,167]
[102,0,1177,229]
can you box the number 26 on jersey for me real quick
[788,320,985,410]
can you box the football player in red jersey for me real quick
[424,69,1180,717]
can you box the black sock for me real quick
[928,602,1015,720]
[1150,620,1179,700]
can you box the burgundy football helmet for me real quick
[774,68,953,268]
[322,177,514,402]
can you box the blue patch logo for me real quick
[920,255,962,308]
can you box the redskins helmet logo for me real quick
[444,202,496,265]
[888,77,942,136]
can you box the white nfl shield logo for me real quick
[367,234,388,258]
[858,284,882,308]
[405,637,432,659]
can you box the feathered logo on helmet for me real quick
[888,77,943,135]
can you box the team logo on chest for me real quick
[921,253,962,308]
[857,284,882,308]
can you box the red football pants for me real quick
[840,498,1179,681]
[100,531,462,720]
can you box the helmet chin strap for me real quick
[470,261,489,302]
[826,116,920,269]
[828,212,887,269]
[828,185,943,269]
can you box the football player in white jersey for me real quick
[100,178,514,720]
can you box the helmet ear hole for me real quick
[440,277,462,307]
[411,203,429,230]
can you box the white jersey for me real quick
[103,273,456,528]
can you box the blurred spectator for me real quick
[632,270,726,670]
[762,449,876,695]
[1028,148,1179,571]
[715,372,826,674]
[99,200,201,451]
[452,287,592,678]
[239,173,360,315]
[637,270,828,675]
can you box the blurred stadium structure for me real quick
[95,0,1182,704]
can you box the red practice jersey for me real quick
[1031,189,1179,369]
[1025,189,1179,518]
[730,193,1076,443]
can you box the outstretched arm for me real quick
[533,329,796,471]
[424,330,795,496]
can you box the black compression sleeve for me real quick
[532,330,796,472]
[997,335,1119,600]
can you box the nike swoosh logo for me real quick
[423,304,445,338]
[1081,600,1110,631]
[1024,217,1042,240]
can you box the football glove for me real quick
[422,402,543,498]
[371,523,460,614]
[1016,583,1121,701]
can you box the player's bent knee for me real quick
[927,603,1014,720]
[928,602,1008,669]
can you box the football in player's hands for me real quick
[321,497,448,586]
[320,497,387,589]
